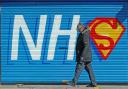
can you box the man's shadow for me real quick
[90,39,104,61]
[84,20,104,61]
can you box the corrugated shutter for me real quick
[1,4,128,83]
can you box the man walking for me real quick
[67,23,97,87]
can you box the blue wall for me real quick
[1,3,128,83]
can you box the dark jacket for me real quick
[76,28,92,63]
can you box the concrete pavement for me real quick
[0,85,128,89]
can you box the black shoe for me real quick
[86,84,97,87]
[66,81,76,87]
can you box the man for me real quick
[67,23,97,87]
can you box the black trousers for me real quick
[73,61,96,85]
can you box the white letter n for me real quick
[11,15,47,60]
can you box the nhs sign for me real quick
[1,5,128,83]
[11,15,79,61]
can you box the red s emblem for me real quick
[88,18,125,60]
